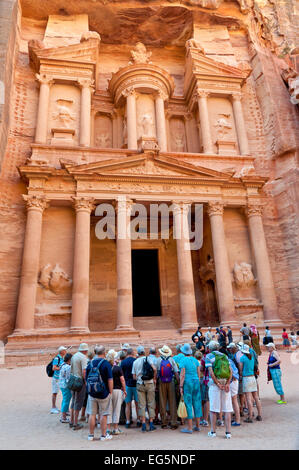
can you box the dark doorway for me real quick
[132,249,162,317]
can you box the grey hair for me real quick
[94,345,105,356]
[176,344,182,353]
[208,341,220,352]
[126,347,134,356]
[118,350,127,360]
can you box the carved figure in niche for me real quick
[96,133,112,148]
[138,113,155,137]
[39,264,72,294]
[214,113,233,140]
[173,133,186,152]
[233,262,256,289]
[129,42,152,65]
[52,99,75,128]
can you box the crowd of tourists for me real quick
[48,324,295,441]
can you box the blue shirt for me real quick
[148,354,158,368]
[240,354,255,376]
[205,351,228,386]
[85,357,113,399]
[173,353,185,371]
[53,354,64,380]
[180,356,200,381]
[121,357,136,387]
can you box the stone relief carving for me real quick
[233,262,256,289]
[214,114,234,140]
[129,42,152,65]
[199,257,216,282]
[39,264,72,294]
[234,165,256,178]
[95,133,112,148]
[52,99,75,128]
[138,113,155,137]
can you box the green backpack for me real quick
[212,352,230,379]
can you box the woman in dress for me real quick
[59,352,72,423]
[179,343,202,433]
[266,342,286,404]
[249,324,262,356]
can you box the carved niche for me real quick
[39,264,72,294]
[94,113,113,148]
[48,84,80,145]
[169,117,187,152]
[136,94,156,140]
[233,262,256,289]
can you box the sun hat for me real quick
[227,342,236,349]
[137,345,145,355]
[266,342,276,350]
[122,343,130,350]
[237,341,244,349]
[240,344,251,355]
[159,345,172,357]
[181,343,193,355]
[78,343,89,352]
[58,346,67,353]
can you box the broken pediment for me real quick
[188,50,249,81]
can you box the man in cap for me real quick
[69,343,89,430]
[156,345,179,429]
[51,345,67,414]
[132,346,157,432]
[120,347,140,428]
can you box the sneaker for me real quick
[125,422,131,429]
[149,423,156,432]
[112,428,123,435]
[141,423,147,432]
[50,408,59,414]
[256,415,262,421]
[73,423,83,431]
[225,432,232,439]
[100,434,113,441]
[277,400,287,404]
[180,428,193,434]
[136,421,142,428]
[216,419,224,427]
[200,420,209,427]
[60,417,70,424]
[243,407,249,414]
[208,431,216,437]
[193,426,201,432]
[87,434,94,441]
[231,421,241,426]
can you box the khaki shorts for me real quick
[89,395,111,417]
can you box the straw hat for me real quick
[159,345,172,357]
[78,343,89,352]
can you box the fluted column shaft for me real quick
[155,92,168,152]
[71,197,95,333]
[232,93,250,155]
[115,198,134,330]
[173,202,198,331]
[247,204,280,325]
[208,202,236,324]
[15,195,49,332]
[35,74,53,144]
[197,90,213,154]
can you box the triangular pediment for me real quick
[191,53,248,79]
[62,154,233,181]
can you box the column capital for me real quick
[246,202,263,218]
[72,196,96,213]
[122,87,136,98]
[196,88,210,99]
[35,73,54,86]
[114,197,134,212]
[231,92,242,102]
[207,201,224,217]
[23,194,50,212]
[77,78,95,91]
[154,89,168,101]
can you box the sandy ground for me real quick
[0,351,298,450]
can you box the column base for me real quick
[220,320,240,328]
[10,328,36,337]
[179,324,198,335]
[69,326,90,334]
[115,325,136,332]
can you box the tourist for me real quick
[69,343,89,431]
[51,346,67,414]
[179,343,202,434]
[226,344,241,426]
[192,334,205,352]
[204,327,213,344]
[199,347,210,427]
[249,325,261,356]
[227,326,233,344]
[86,345,113,441]
[205,341,233,439]
[120,347,140,428]
[148,347,158,367]
[59,352,72,423]
[218,326,227,354]
[106,350,127,436]
[172,344,184,417]
[239,344,262,422]
[266,342,287,404]
[132,345,157,432]
[156,345,179,430]
[263,326,273,345]
[117,350,128,425]
[282,328,291,352]
[80,348,94,423]
[290,331,298,350]
[240,323,250,341]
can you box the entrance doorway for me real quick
[132,249,162,317]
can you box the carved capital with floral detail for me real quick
[231,92,242,102]
[154,89,168,101]
[246,202,263,218]
[72,197,96,213]
[196,89,210,99]
[207,201,224,217]
[122,87,136,98]
[35,73,54,86]
[77,78,95,91]
[23,194,50,212]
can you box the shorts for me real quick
[230,380,239,398]
[52,378,60,394]
[283,339,290,347]
[208,383,233,413]
[242,376,257,393]
[89,395,111,417]
[125,386,138,404]
[70,383,86,411]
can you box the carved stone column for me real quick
[123,87,137,149]
[246,203,281,326]
[232,93,250,155]
[197,90,213,154]
[172,201,198,331]
[14,195,49,333]
[184,113,194,153]
[71,197,95,333]
[208,202,236,325]
[35,74,53,144]
[155,91,168,152]
[115,198,135,330]
[79,78,93,147]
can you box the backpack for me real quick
[46,355,61,378]
[86,359,107,398]
[141,357,154,381]
[212,352,230,379]
[159,359,174,383]
[66,374,84,392]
